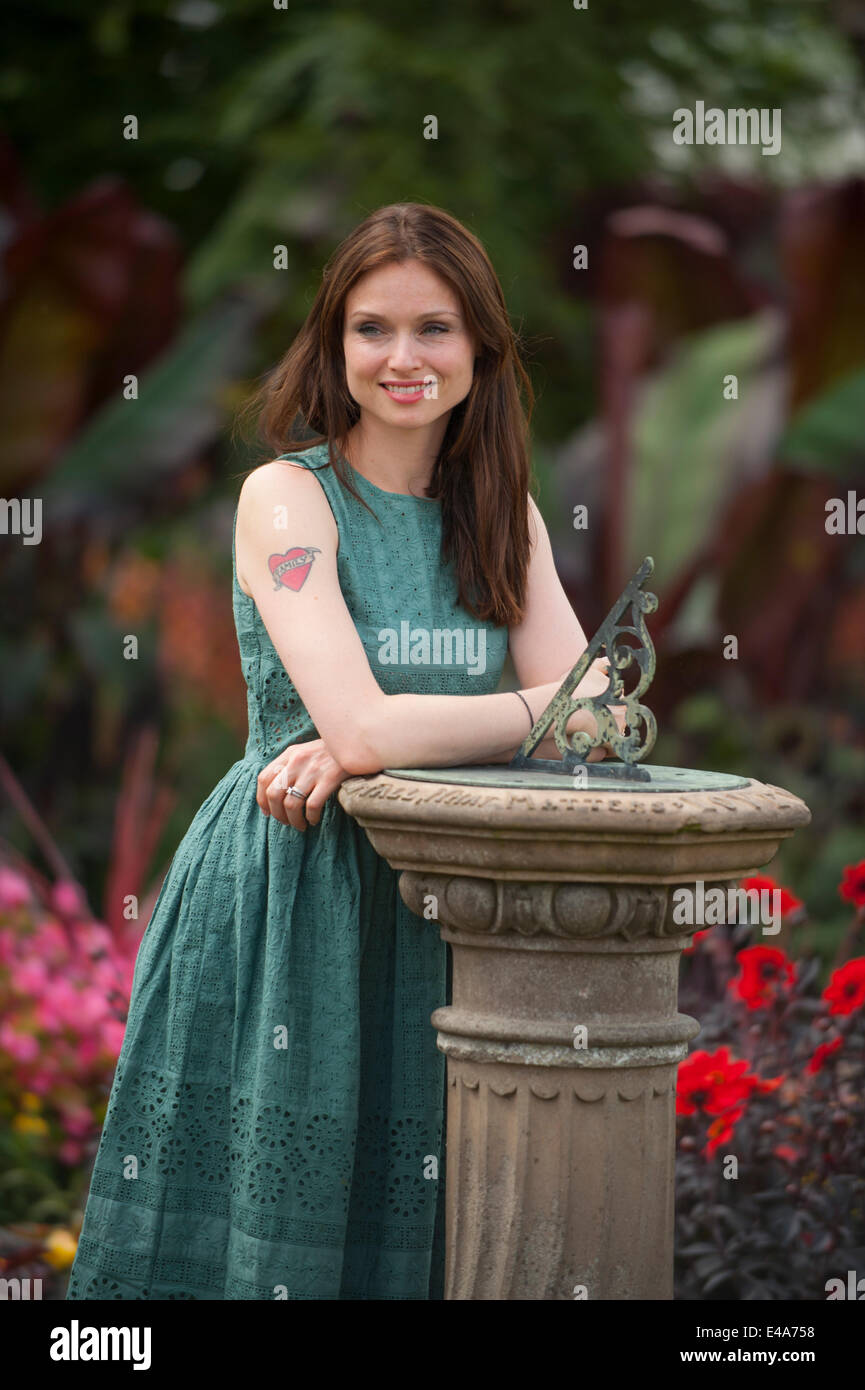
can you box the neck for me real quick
[341,417,448,496]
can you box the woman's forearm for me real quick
[349,664,618,774]
[480,730,609,765]
[474,695,628,766]
[350,686,577,772]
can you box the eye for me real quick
[354,321,451,336]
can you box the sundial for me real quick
[383,556,749,794]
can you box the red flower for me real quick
[728,945,795,1011]
[806,1037,843,1074]
[839,861,865,909]
[741,875,803,919]
[705,1106,745,1158]
[754,1072,785,1094]
[677,1047,759,1117]
[822,958,865,1016]
[683,928,712,956]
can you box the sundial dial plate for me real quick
[382,764,751,794]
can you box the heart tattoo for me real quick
[268,546,321,592]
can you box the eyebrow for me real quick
[347,308,461,319]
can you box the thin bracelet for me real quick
[514,689,535,732]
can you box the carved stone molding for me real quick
[434,1030,697,1070]
[339,774,811,882]
[450,1065,676,1102]
[340,773,809,834]
[400,872,742,942]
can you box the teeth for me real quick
[384,383,426,393]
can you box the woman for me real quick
[67,202,621,1301]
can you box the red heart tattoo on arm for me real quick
[268,547,322,591]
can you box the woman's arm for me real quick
[508,494,597,690]
[479,494,627,764]
[236,463,602,776]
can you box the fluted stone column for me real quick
[339,773,810,1300]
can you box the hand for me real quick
[256,737,353,831]
[574,658,628,757]
[601,704,629,758]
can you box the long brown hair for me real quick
[236,202,536,626]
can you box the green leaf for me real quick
[42,294,267,514]
[626,310,781,599]
[780,367,865,473]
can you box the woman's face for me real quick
[342,260,476,432]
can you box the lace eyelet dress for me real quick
[66,442,509,1300]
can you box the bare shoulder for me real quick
[239,456,328,508]
[238,457,337,531]
[526,490,546,549]
[235,457,337,594]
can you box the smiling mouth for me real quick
[381,380,434,396]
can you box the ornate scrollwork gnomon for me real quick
[509,556,658,774]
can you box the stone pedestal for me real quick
[339,772,810,1300]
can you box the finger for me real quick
[282,786,311,832]
[611,704,629,738]
[283,800,307,828]
[266,767,295,823]
[257,751,291,812]
[303,767,346,826]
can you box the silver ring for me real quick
[287,786,308,800]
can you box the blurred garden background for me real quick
[0,0,863,1298]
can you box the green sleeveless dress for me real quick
[66,443,509,1300]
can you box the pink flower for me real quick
[50,880,88,918]
[59,1105,94,1138]
[117,958,137,997]
[0,859,146,1134]
[58,1139,84,1166]
[35,979,82,1031]
[0,867,32,909]
[0,927,18,964]
[26,1069,58,1094]
[90,958,122,991]
[75,922,114,956]
[75,987,112,1028]
[100,1018,126,1056]
[31,919,70,964]
[0,1022,39,1062]
[74,1035,101,1067]
[10,958,49,994]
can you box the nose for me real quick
[386,332,424,370]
